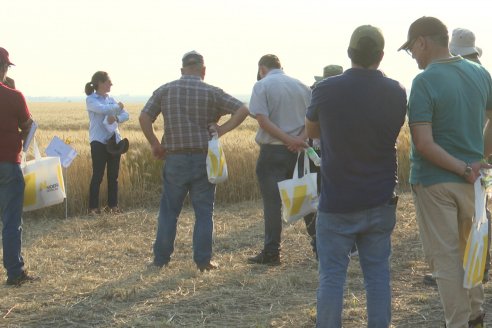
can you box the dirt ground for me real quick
[1,193,491,327]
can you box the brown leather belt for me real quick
[166,148,208,155]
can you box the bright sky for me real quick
[4,0,491,100]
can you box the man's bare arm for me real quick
[139,112,165,160]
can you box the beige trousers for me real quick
[412,183,484,328]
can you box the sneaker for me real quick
[247,250,280,265]
[468,312,485,328]
[423,273,437,286]
[197,261,218,272]
[6,271,40,286]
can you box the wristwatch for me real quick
[463,163,472,178]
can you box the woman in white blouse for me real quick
[84,71,129,215]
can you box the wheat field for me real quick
[25,102,411,218]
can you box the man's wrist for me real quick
[462,162,472,178]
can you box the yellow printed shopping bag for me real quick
[463,177,488,289]
[277,151,318,224]
[206,135,228,184]
[22,139,66,212]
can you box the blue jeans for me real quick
[256,144,298,254]
[0,162,25,280]
[153,154,215,267]
[316,202,396,328]
[89,141,121,208]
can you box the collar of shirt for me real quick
[265,68,284,77]
[90,92,110,100]
[180,75,203,81]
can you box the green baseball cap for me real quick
[349,25,385,52]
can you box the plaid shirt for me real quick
[142,75,244,151]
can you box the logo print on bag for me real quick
[39,181,59,193]
[280,185,308,215]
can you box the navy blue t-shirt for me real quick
[306,68,407,213]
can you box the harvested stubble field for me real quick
[3,194,492,327]
[2,103,491,327]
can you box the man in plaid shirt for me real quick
[139,51,248,272]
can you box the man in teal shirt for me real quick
[399,16,492,328]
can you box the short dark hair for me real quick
[182,51,204,67]
[348,36,383,68]
[258,54,281,69]
[426,34,449,48]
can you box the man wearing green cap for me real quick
[313,65,343,86]
[306,25,406,327]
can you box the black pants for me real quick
[89,141,121,209]
[300,153,320,251]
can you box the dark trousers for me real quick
[89,141,121,209]
[256,145,317,254]
[303,149,320,252]
[256,145,297,254]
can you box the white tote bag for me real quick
[22,139,66,212]
[278,151,318,224]
[206,134,228,184]
[463,177,489,288]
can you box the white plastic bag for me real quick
[206,134,228,184]
[278,151,318,224]
[463,177,489,288]
[22,139,66,212]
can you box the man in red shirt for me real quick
[0,47,37,286]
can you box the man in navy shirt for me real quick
[306,25,406,327]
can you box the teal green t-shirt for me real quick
[408,57,492,186]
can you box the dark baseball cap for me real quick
[0,47,14,65]
[182,50,204,67]
[398,16,448,51]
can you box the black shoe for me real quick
[468,312,485,328]
[483,269,489,284]
[197,261,218,272]
[6,271,40,286]
[146,261,165,270]
[423,273,437,286]
[247,250,280,265]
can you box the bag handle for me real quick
[22,137,41,162]
[293,152,301,179]
[303,150,311,176]
[33,138,41,160]
[292,151,312,179]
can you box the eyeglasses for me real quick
[405,38,417,56]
